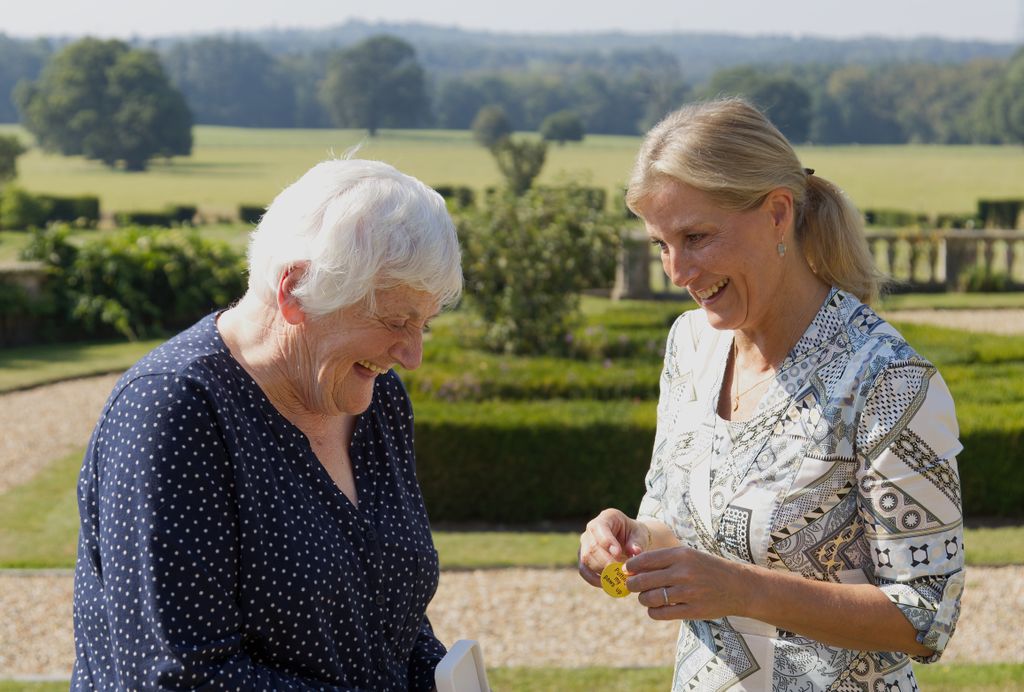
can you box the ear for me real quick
[763,188,794,233]
[277,263,309,325]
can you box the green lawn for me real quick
[2,664,1022,691]
[1,124,1021,216]
[0,338,164,393]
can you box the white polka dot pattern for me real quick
[71,313,446,690]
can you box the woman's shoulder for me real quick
[104,313,240,413]
[834,292,932,369]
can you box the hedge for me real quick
[977,199,1023,229]
[0,187,100,229]
[412,398,1024,522]
[239,204,265,225]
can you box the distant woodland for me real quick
[2,21,1022,144]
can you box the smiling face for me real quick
[297,285,440,416]
[636,177,791,334]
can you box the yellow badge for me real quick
[600,561,630,598]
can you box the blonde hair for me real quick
[626,98,884,304]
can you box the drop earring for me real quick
[777,241,787,257]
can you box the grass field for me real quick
[1,124,1021,216]
[2,664,1023,690]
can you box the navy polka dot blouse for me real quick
[71,313,446,690]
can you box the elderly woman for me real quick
[579,100,964,690]
[72,159,462,690]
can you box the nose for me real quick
[390,329,424,370]
[664,245,697,289]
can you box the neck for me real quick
[733,270,830,373]
[217,295,346,440]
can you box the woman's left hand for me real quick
[624,546,753,621]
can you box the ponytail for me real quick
[628,98,886,305]
[798,173,886,304]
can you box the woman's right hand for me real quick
[578,508,651,587]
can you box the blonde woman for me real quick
[579,99,963,690]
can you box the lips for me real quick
[356,360,388,375]
[694,278,729,301]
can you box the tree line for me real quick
[2,31,1023,172]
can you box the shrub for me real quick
[0,186,51,229]
[456,185,620,355]
[433,185,475,209]
[21,225,246,340]
[471,104,512,148]
[115,210,176,227]
[958,265,1012,292]
[167,204,197,224]
[977,199,1023,229]
[37,194,101,227]
[489,137,548,195]
[540,109,585,143]
[414,399,656,522]
[239,204,265,225]
[935,213,979,230]
[864,208,929,227]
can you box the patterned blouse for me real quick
[72,313,446,690]
[638,288,964,692]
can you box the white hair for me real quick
[247,158,463,315]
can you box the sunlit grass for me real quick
[1,124,1020,216]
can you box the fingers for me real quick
[625,545,688,575]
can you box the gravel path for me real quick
[1,308,1022,679]
[1,565,1020,678]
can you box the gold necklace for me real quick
[731,340,783,412]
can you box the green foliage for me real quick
[863,208,930,227]
[977,198,1023,229]
[0,134,26,183]
[977,46,1024,144]
[320,35,429,136]
[162,37,296,127]
[958,266,1012,293]
[540,109,585,143]
[16,38,192,171]
[415,399,655,522]
[489,137,548,195]
[456,186,620,355]
[0,187,100,229]
[432,185,475,209]
[0,186,50,229]
[703,67,812,142]
[238,204,266,225]
[37,194,100,227]
[471,104,513,147]
[20,225,246,340]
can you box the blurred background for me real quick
[0,1,1022,689]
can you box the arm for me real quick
[406,617,446,691]
[625,362,965,659]
[93,376,357,690]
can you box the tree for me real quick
[540,110,585,143]
[490,138,548,195]
[978,48,1024,144]
[704,67,811,143]
[16,39,191,171]
[321,35,429,136]
[472,105,512,147]
[162,38,296,127]
[0,135,27,184]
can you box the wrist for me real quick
[732,561,764,619]
[637,520,653,551]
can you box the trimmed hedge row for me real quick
[413,399,1024,522]
[0,187,100,229]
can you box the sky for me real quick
[2,0,1023,43]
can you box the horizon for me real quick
[3,0,1023,44]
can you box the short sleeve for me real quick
[856,362,965,662]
